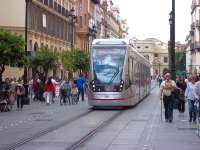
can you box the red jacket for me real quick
[44,83,55,92]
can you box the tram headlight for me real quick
[120,80,124,85]
[92,85,95,88]
[120,84,123,88]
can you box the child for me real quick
[71,84,78,104]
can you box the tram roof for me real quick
[92,39,129,46]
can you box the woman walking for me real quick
[185,75,197,123]
[160,73,176,123]
[176,77,187,113]
[44,78,55,105]
[15,81,25,110]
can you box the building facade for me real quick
[0,0,76,79]
[0,0,128,79]
[75,0,101,53]
[186,0,200,74]
[120,19,129,38]
[132,38,169,78]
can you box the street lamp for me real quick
[24,0,31,104]
[69,7,77,49]
[168,0,176,80]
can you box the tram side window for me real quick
[136,62,139,85]
[125,58,131,89]
[129,57,133,85]
[131,59,135,84]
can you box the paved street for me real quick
[0,85,200,150]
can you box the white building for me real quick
[131,38,169,78]
[188,0,200,74]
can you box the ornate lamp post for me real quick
[69,7,77,49]
[24,0,31,104]
[169,0,176,80]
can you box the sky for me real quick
[113,0,191,43]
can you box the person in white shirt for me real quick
[185,75,197,123]
[194,79,200,119]
[160,73,176,123]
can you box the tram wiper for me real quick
[108,66,120,84]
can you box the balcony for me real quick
[61,7,65,16]
[191,22,195,29]
[190,42,200,51]
[57,4,62,13]
[195,20,200,27]
[44,0,48,6]
[191,1,200,13]
[91,0,100,4]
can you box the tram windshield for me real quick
[92,47,126,85]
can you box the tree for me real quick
[175,51,186,76]
[0,28,24,82]
[26,48,58,84]
[60,48,89,77]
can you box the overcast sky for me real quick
[113,0,191,43]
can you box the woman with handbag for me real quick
[15,81,25,110]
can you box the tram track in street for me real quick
[1,109,94,150]
[64,110,124,150]
[64,85,157,150]
[64,84,157,150]
[1,83,157,150]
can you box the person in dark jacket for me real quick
[176,77,187,113]
[15,81,25,109]
[76,74,86,101]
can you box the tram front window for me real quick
[92,48,125,92]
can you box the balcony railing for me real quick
[195,20,200,27]
[191,1,200,13]
[190,42,200,51]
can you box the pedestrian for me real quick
[15,80,25,110]
[176,76,187,113]
[44,78,55,105]
[160,73,176,123]
[71,83,78,104]
[185,75,197,123]
[194,78,200,120]
[32,79,40,101]
[28,78,34,101]
[76,74,86,101]
[59,79,71,105]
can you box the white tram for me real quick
[87,39,151,107]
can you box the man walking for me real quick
[76,74,86,101]
[160,73,176,123]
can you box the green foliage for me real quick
[60,48,89,73]
[27,48,58,83]
[0,28,24,80]
[175,51,186,73]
